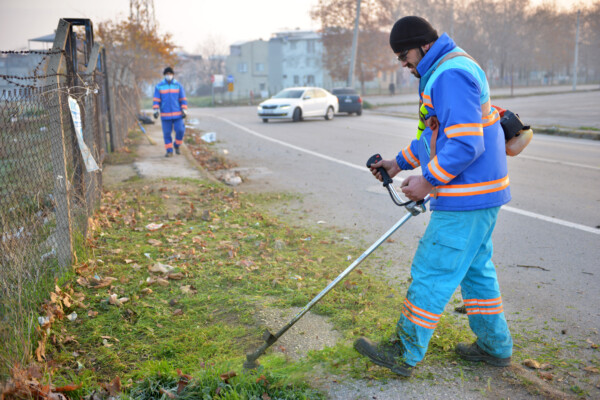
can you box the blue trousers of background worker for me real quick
[396,207,512,366]
[161,118,185,153]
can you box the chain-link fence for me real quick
[0,18,138,372]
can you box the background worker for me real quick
[153,67,188,157]
[354,16,513,377]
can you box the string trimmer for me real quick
[243,154,430,369]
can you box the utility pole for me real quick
[450,0,454,38]
[347,0,361,88]
[572,10,580,91]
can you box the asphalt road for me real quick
[370,85,600,129]
[186,106,600,395]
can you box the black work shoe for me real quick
[175,147,181,155]
[354,337,413,376]
[455,342,511,367]
[165,152,173,158]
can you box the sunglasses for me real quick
[397,49,410,62]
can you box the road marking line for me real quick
[217,117,365,172]
[516,155,600,171]
[217,116,599,235]
[501,206,599,235]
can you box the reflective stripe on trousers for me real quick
[397,207,512,365]
[162,118,186,152]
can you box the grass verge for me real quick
[23,177,478,398]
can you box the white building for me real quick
[268,30,333,95]
[225,40,269,100]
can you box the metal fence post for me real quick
[103,51,117,152]
[46,19,73,267]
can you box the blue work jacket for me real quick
[153,79,188,120]
[396,33,511,211]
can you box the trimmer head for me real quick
[242,329,277,370]
[243,353,260,369]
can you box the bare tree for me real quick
[311,0,397,92]
[96,3,178,86]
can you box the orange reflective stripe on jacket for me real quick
[482,108,500,127]
[421,92,433,108]
[161,111,183,117]
[444,122,483,138]
[435,176,509,197]
[402,146,420,168]
[428,156,455,183]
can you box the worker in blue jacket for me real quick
[354,16,513,377]
[153,67,188,157]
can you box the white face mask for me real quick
[165,74,174,82]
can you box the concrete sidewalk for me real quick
[103,122,210,187]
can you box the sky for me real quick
[0,0,320,53]
[0,0,592,54]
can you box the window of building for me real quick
[307,40,315,54]
[230,46,241,56]
[259,83,266,90]
[307,75,315,85]
[238,63,248,73]
[294,75,299,85]
[256,63,264,72]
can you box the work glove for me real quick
[153,111,159,119]
[182,109,187,119]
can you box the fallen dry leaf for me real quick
[87,310,98,318]
[141,288,153,295]
[103,376,121,396]
[109,294,122,307]
[180,285,197,294]
[145,223,164,231]
[167,272,184,280]
[88,276,117,289]
[148,239,163,246]
[220,371,236,384]
[159,387,176,399]
[583,366,599,373]
[124,259,134,264]
[156,278,170,286]
[538,371,554,381]
[523,359,541,369]
[55,383,83,392]
[586,338,599,349]
[149,262,174,274]
[176,369,192,394]
[36,339,46,362]
[173,309,183,316]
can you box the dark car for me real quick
[331,87,362,116]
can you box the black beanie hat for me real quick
[389,16,438,53]
[163,67,174,75]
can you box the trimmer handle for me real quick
[366,154,393,187]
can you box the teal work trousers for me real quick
[397,207,512,366]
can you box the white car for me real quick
[257,87,339,123]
